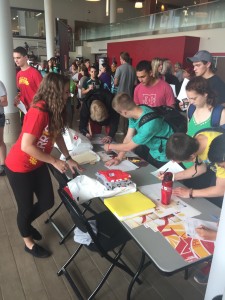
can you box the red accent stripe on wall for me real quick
[107,36,200,68]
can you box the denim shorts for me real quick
[0,114,5,127]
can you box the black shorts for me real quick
[0,113,5,127]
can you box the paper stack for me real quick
[104,191,156,221]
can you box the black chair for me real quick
[45,164,95,244]
[57,187,141,300]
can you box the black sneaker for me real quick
[0,170,6,176]
[31,226,42,241]
[25,244,51,258]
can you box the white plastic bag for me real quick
[59,128,93,155]
[67,175,136,204]
[74,220,97,245]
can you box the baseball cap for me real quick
[186,50,213,63]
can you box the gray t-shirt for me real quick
[114,63,136,96]
[0,81,7,114]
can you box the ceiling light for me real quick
[85,0,100,2]
[161,4,165,11]
[135,2,143,9]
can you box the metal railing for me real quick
[79,0,225,42]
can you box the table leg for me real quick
[127,250,152,300]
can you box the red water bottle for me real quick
[161,172,173,205]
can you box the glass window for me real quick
[11,7,45,38]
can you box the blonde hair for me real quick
[151,57,163,78]
[90,100,108,122]
[112,93,136,112]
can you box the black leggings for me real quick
[5,164,54,237]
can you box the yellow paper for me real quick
[104,191,156,221]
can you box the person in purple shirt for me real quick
[98,62,111,91]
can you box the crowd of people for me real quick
[1,47,225,287]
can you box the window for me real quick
[11,7,45,38]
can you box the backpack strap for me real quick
[187,104,196,120]
[138,111,161,128]
[211,105,224,127]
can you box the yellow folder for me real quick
[104,191,156,221]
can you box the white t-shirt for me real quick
[0,81,7,114]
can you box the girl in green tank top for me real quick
[182,77,225,168]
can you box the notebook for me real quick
[104,191,156,221]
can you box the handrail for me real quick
[78,0,225,42]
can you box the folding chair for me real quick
[45,164,95,244]
[57,187,141,300]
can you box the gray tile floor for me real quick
[0,172,207,300]
[0,109,208,299]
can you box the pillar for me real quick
[0,0,20,144]
[44,0,55,59]
[110,0,117,24]
[144,0,157,15]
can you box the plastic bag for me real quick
[74,220,97,245]
[67,175,136,204]
[59,128,93,155]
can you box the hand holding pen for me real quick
[157,168,169,180]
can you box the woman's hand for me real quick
[105,157,121,167]
[67,159,84,173]
[172,186,192,198]
[195,226,217,241]
[101,136,112,144]
[157,172,165,181]
[52,158,69,174]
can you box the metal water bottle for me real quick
[161,172,173,205]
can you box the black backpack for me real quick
[139,105,187,133]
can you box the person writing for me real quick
[103,93,174,168]
[163,132,225,207]
[79,90,120,144]
[5,73,83,258]
[179,76,225,189]
[192,136,225,284]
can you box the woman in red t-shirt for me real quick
[5,73,83,258]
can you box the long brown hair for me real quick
[32,73,70,140]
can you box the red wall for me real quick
[107,36,200,68]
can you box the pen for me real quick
[163,168,169,174]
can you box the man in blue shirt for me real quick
[103,93,174,168]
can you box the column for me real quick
[110,0,117,24]
[144,0,157,15]
[0,0,20,144]
[44,0,55,59]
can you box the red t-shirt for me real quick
[17,67,42,109]
[134,79,175,107]
[5,102,53,172]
